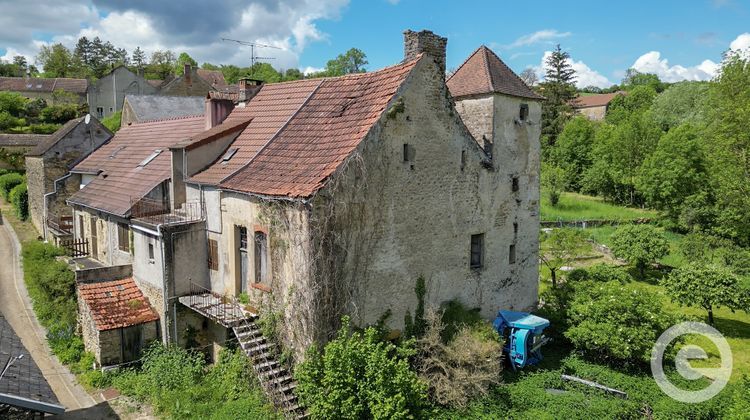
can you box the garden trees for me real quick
[36,43,81,78]
[565,281,676,364]
[610,224,668,279]
[296,317,428,419]
[541,163,566,207]
[650,81,709,131]
[174,52,198,75]
[663,263,749,325]
[621,69,666,93]
[540,44,577,149]
[324,48,368,76]
[637,123,708,221]
[540,228,589,287]
[551,116,597,191]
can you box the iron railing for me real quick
[47,215,73,234]
[184,282,246,324]
[130,197,203,226]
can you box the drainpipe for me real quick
[43,173,73,242]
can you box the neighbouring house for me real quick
[0,133,49,170]
[76,265,160,367]
[154,29,542,360]
[571,92,625,120]
[158,65,233,97]
[87,66,159,120]
[24,116,112,243]
[0,76,88,104]
[121,94,205,125]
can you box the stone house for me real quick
[121,94,205,125]
[87,66,158,119]
[151,29,544,358]
[0,76,88,104]
[76,265,160,367]
[24,116,112,242]
[572,92,624,121]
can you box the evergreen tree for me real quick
[132,47,147,72]
[540,44,577,150]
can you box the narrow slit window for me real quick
[513,222,519,240]
[148,243,155,262]
[461,150,466,171]
[403,144,410,162]
[509,244,516,264]
[519,104,529,121]
[512,177,520,192]
[138,149,162,167]
[470,233,484,269]
[254,231,268,284]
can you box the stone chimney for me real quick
[184,64,192,84]
[205,97,235,129]
[403,29,448,75]
[238,78,264,103]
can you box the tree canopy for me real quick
[540,44,578,151]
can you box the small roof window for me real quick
[109,145,126,158]
[221,147,239,164]
[138,149,162,167]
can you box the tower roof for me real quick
[447,46,544,100]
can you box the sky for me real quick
[1,0,749,87]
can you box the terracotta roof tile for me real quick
[78,277,159,331]
[447,46,543,100]
[572,92,624,108]
[218,57,420,197]
[197,69,228,89]
[68,115,206,216]
[0,76,87,94]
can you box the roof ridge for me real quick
[286,54,425,84]
[480,46,495,94]
[219,79,325,185]
[446,46,484,84]
[484,47,542,98]
[134,114,205,125]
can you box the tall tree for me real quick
[174,52,198,75]
[540,44,577,149]
[519,68,538,87]
[540,228,589,287]
[324,48,368,76]
[132,47,147,72]
[621,69,665,93]
[36,43,79,77]
[148,50,176,80]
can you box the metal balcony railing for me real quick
[130,197,204,226]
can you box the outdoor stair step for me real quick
[237,329,263,340]
[254,360,279,372]
[242,335,266,347]
[268,374,294,386]
[234,322,260,332]
[245,342,275,355]
[258,366,287,379]
[274,382,297,395]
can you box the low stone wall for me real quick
[75,264,132,283]
[540,218,653,228]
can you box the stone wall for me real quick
[404,30,448,75]
[77,291,102,364]
[88,66,158,119]
[452,96,494,149]
[75,264,132,283]
[25,156,45,232]
[577,105,607,121]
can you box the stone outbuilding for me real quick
[77,269,160,367]
[24,116,112,243]
[571,92,625,121]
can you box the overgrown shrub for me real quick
[565,281,677,364]
[610,224,669,278]
[40,103,78,124]
[415,311,502,408]
[29,123,61,134]
[296,316,429,419]
[0,172,23,201]
[9,181,28,220]
[439,299,482,342]
[566,263,630,284]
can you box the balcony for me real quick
[46,215,73,235]
[130,197,203,227]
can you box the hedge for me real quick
[9,181,28,220]
[0,172,23,201]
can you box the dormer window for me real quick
[519,104,529,121]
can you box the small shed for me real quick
[77,277,160,367]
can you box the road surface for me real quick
[0,215,98,411]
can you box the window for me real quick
[239,227,248,250]
[96,107,103,118]
[519,104,529,121]
[512,177,520,192]
[513,222,518,239]
[148,243,154,262]
[138,149,162,167]
[460,150,466,171]
[403,143,416,163]
[221,148,238,164]
[117,223,130,252]
[470,234,484,269]
[509,244,516,264]
[254,231,268,284]
[207,239,218,271]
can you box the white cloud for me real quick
[302,66,325,75]
[0,0,349,70]
[631,51,718,82]
[505,29,571,49]
[535,51,612,88]
[729,32,750,58]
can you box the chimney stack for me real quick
[184,64,191,84]
[205,97,235,129]
[403,29,447,76]
[238,78,264,103]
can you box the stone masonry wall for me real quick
[77,293,102,365]
[404,30,448,75]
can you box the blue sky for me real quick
[1,0,748,87]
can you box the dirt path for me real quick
[0,214,98,411]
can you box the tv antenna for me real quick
[221,38,281,68]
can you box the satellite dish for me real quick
[84,114,91,124]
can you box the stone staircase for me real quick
[232,318,308,419]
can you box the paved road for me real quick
[0,216,98,411]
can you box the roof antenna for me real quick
[221,38,282,76]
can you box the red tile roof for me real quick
[197,69,229,90]
[78,278,159,331]
[447,46,543,100]
[572,92,624,108]
[189,79,322,185]
[0,76,88,94]
[190,56,421,198]
[68,115,206,216]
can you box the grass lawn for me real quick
[584,225,687,268]
[541,192,658,222]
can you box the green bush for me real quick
[0,92,28,116]
[40,103,78,124]
[0,172,24,201]
[9,181,27,220]
[29,123,61,134]
[565,281,677,364]
[610,224,669,279]
[0,111,25,130]
[566,264,630,284]
[296,316,429,419]
[101,111,121,133]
